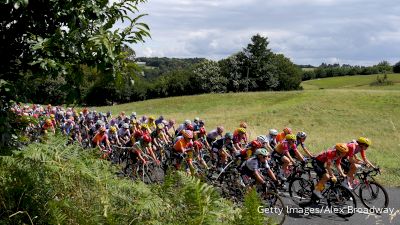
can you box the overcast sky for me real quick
[130,0,400,66]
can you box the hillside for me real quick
[301,74,400,90]
[93,89,400,186]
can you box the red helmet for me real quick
[186,124,194,131]
[142,135,152,143]
[199,127,206,135]
[283,127,292,134]
[251,140,262,149]
[193,140,203,149]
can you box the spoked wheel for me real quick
[289,177,314,205]
[260,191,286,225]
[359,181,389,211]
[327,186,357,218]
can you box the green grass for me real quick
[93,89,400,186]
[301,74,400,90]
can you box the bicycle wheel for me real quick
[359,181,389,210]
[260,191,286,225]
[327,185,357,218]
[289,177,314,205]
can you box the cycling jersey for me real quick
[295,140,306,149]
[315,148,342,165]
[276,132,286,143]
[240,157,270,177]
[92,133,108,145]
[346,141,366,159]
[173,138,192,153]
[233,129,247,143]
[212,138,234,153]
[274,141,297,156]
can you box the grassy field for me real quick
[93,88,400,186]
[301,73,400,90]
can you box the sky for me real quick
[128,0,400,66]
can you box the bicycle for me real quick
[299,176,357,218]
[352,166,389,211]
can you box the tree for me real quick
[192,60,228,93]
[393,61,400,73]
[0,0,150,103]
[242,34,278,91]
[271,54,302,90]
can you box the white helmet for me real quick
[269,129,278,136]
[257,135,267,144]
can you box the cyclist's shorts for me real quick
[312,159,326,178]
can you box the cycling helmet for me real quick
[199,127,206,135]
[122,123,129,129]
[217,126,224,133]
[251,140,262,149]
[297,131,307,139]
[182,130,193,139]
[45,119,52,124]
[199,120,205,125]
[131,112,136,117]
[186,124,194,131]
[50,114,55,118]
[269,129,278,136]
[237,128,247,134]
[225,132,233,139]
[357,137,371,146]
[193,140,203,149]
[285,134,296,141]
[142,135,152,143]
[148,116,155,120]
[184,119,191,126]
[257,135,267,144]
[240,122,248,128]
[141,124,149,129]
[255,148,269,156]
[131,119,137,124]
[157,123,165,130]
[335,143,349,153]
[110,126,117,133]
[162,120,168,126]
[283,127,292,134]
[194,117,200,123]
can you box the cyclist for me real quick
[151,123,169,151]
[232,128,247,151]
[194,127,210,150]
[211,132,235,171]
[240,139,263,161]
[92,127,111,153]
[147,116,157,131]
[257,129,278,152]
[175,119,191,136]
[312,143,349,199]
[206,126,224,145]
[239,148,278,187]
[107,126,121,146]
[118,123,131,145]
[276,127,292,143]
[342,137,374,188]
[271,134,298,180]
[296,131,314,158]
[193,140,208,170]
[193,117,201,131]
[173,130,194,169]
[42,118,55,134]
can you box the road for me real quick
[281,188,400,225]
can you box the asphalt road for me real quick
[281,187,400,225]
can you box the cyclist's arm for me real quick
[254,170,265,184]
[360,150,375,168]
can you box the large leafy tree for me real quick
[242,34,279,91]
[0,0,149,103]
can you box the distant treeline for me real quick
[301,61,397,81]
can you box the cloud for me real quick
[127,0,400,66]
